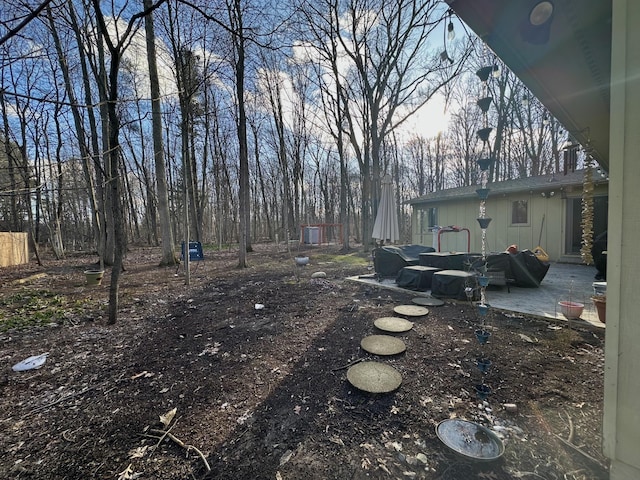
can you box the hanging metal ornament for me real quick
[472,58,499,400]
[581,158,595,265]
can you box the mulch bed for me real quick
[0,245,607,479]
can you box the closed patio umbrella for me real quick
[372,174,400,245]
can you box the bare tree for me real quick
[225,0,253,266]
[143,0,178,266]
[299,0,470,249]
[90,0,166,324]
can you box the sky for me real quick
[404,94,451,140]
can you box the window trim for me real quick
[510,199,529,226]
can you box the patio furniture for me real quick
[431,270,477,300]
[435,225,471,252]
[396,265,441,290]
[419,252,466,270]
[373,245,436,278]
[485,250,549,288]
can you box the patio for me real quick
[348,261,604,328]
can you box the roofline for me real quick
[408,170,607,205]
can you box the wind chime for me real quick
[581,156,595,265]
[471,61,500,400]
[434,26,505,464]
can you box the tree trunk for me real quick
[229,0,250,266]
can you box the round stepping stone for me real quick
[374,316,414,333]
[412,296,445,307]
[394,305,429,317]
[347,361,402,393]
[360,335,407,355]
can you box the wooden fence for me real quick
[0,232,29,267]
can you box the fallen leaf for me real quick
[116,464,142,480]
[377,460,391,474]
[518,333,536,343]
[117,465,133,480]
[419,396,433,406]
[159,407,177,427]
[279,449,294,466]
[128,445,149,459]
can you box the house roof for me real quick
[446,0,611,171]
[408,169,606,206]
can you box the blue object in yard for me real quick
[181,241,204,261]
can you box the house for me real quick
[409,170,608,263]
[446,1,639,478]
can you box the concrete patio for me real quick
[347,262,605,328]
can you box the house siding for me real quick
[411,176,607,262]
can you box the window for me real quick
[511,200,528,225]
[427,207,438,228]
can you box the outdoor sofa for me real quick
[373,244,436,278]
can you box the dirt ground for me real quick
[0,244,608,480]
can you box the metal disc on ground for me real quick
[393,305,429,317]
[347,361,402,393]
[374,316,414,333]
[412,296,445,307]
[436,419,505,462]
[360,335,407,355]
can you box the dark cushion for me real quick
[510,250,550,287]
[419,252,468,270]
[396,266,440,290]
[485,251,549,287]
[374,245,436,277]
[431,270,477,300]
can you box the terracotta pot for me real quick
[592,296,606,324]
[558,300,584,320]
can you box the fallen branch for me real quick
[554,434,607,470]
[510,472,546,479]
[149,421,177,456]
[332,358,364,372]
[24,386,95,417]
[12,273,48,285]
[24,373,126,418]
[563,409,575,444]
[148,428,211,472]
